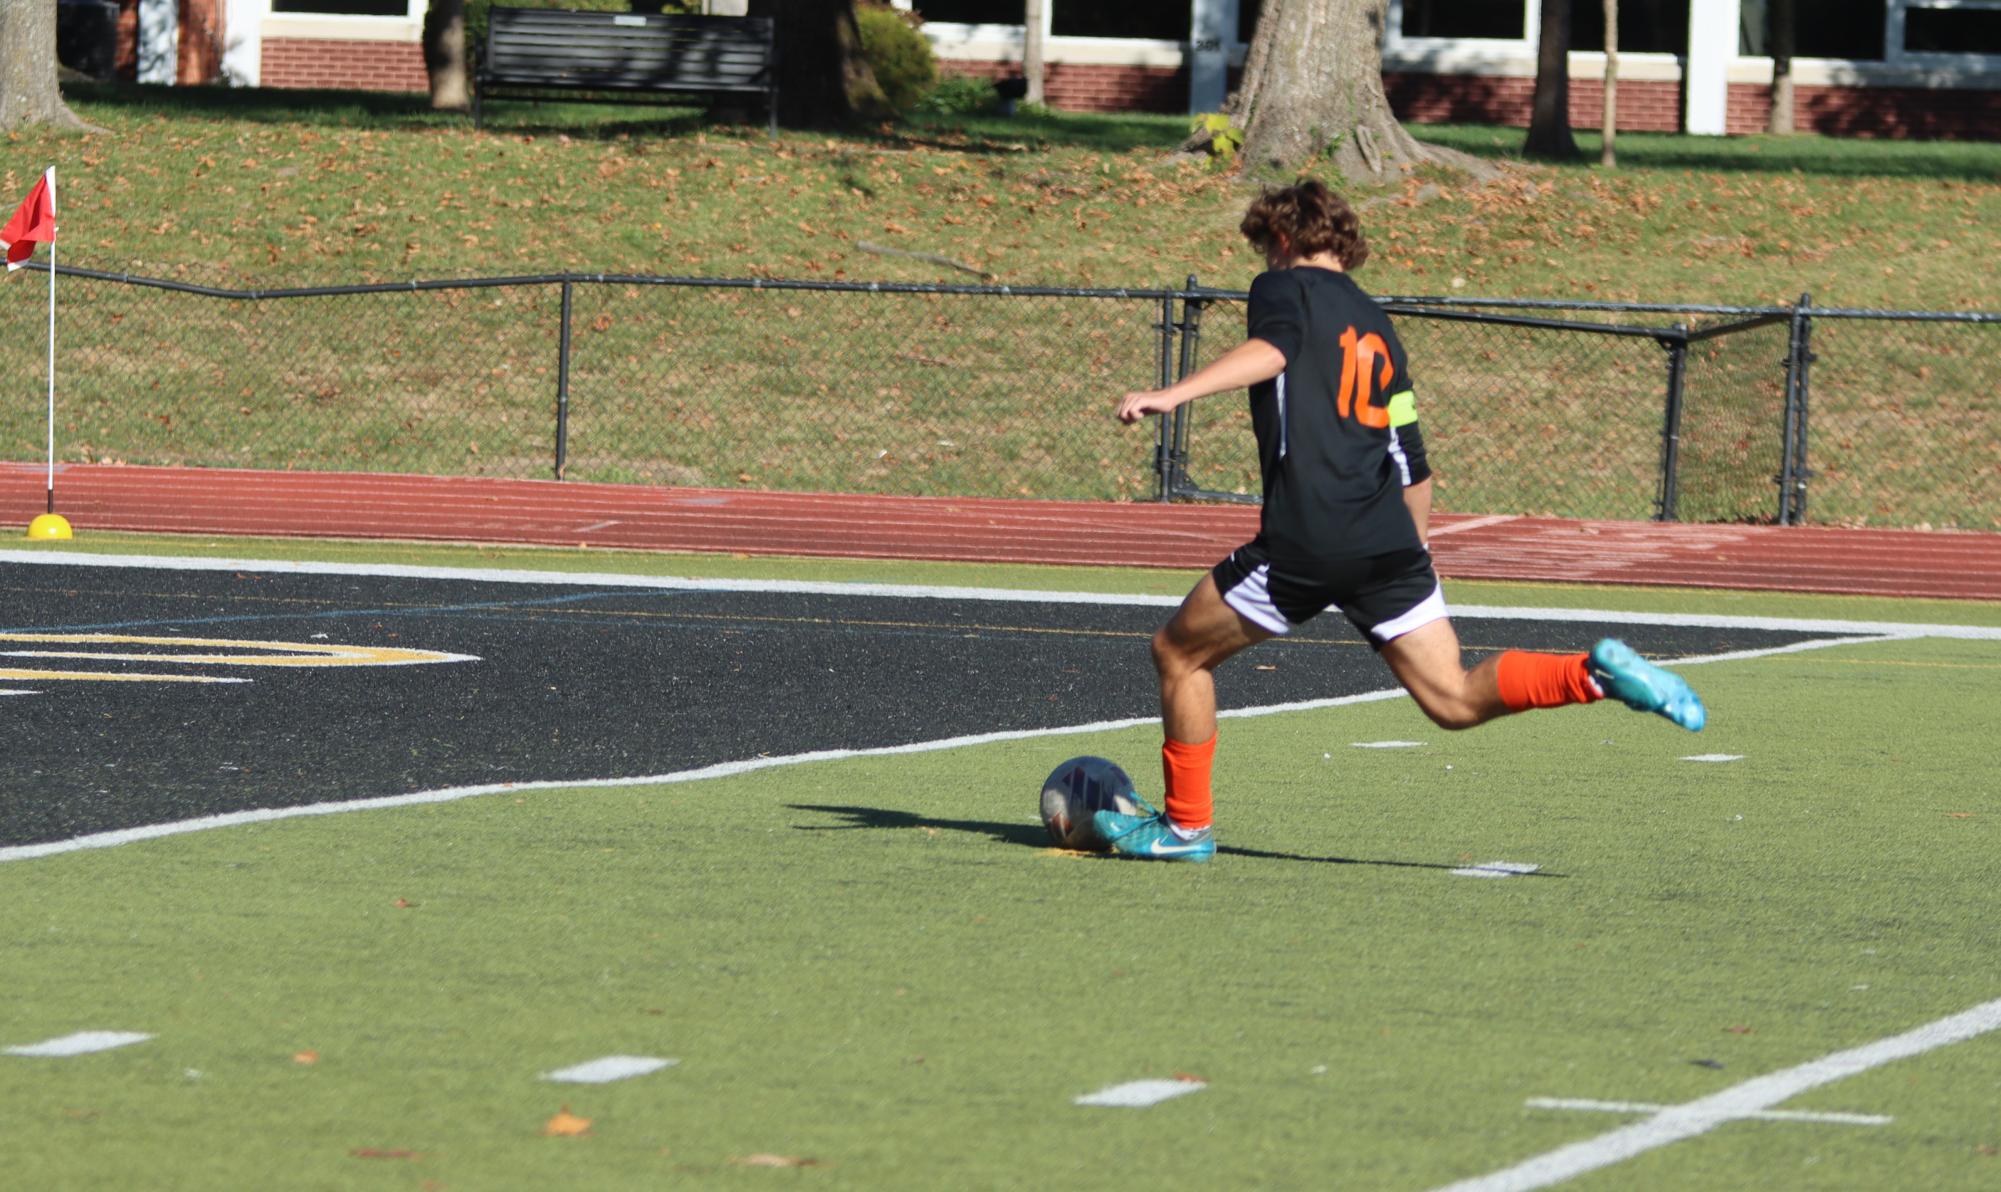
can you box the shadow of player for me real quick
[788,804,1563,877]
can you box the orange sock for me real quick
[1162,734,1217,831]
[1495,650,1603,712]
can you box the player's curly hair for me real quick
[1239,179,1370,271]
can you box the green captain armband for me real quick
[1386,390,1419,427]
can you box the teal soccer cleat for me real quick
[1588,638,1707,731]
[1091,810,1217,863]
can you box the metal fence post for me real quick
[1167,275,1207,501]
[555,278,574,481]
[1655,328,1689,521]
[1778,293,1815,525]
[1154,293,1177,500]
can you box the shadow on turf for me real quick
[790,804,1564,876]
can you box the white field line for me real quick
[4,1031,153,1057]
[0,690,1416,865]
[5,549,2001,641]
[1435,996,2001,1192]
[0,553,1959,865]
[1524,1097,1892,1127]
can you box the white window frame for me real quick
[1889,0,2001,69]
[1384,0,1539,55]
[262,0,425,45]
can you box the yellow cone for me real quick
[26,513,73,540]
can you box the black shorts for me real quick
[1212,540,1446,645]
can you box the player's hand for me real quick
[1116,390,1175,424]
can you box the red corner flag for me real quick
[2,168,56,270]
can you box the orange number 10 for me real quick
[1338,326,1394,428]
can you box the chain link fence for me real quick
[3,264,1996,530]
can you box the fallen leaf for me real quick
[393,898,415,909]
[1172,1072,1207,1084]
[543,1107,592,1137]
[1724,1025,1753,1035]
[293,1050,319,1064]
[350,1148,422,1160]
[733,1154,821,1168]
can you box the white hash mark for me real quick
[541,1055,678,1084]
[1075,1079,1206,1108]
[1451,861,1541,879]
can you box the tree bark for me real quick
[0,0,92,131]
[1600,0,1616,167]
[747,0,891,128]
[1767,0,1794,135]
[1524,0,1579,158]
[423,0,470,111]
[1228,0,1477,183]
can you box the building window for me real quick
[1400,0,1527,40]
[271,0,408,12]
[1052,2,1185,40]
[914,0,1021,24]
[1240,0,1263,43]
[1571,1,1687,54]
[1798,0,1887,59]
[1906,2,2001,56]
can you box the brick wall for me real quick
[938,59,1186,114]
[1386,72,1685,131]
[262,38,428,92]
[1794,84,2001,139]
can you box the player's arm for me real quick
[1115,338,1287,424]
[1402,475,1433,544]
[1392,413,1433,544]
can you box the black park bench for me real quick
[474,7,779,133]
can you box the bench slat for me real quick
[475,7,778,131]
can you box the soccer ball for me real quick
[1039,756,1145,850]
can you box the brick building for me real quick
[110,0,2001,139]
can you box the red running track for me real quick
[6,463,2000,601]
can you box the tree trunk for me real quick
[1228,0,1475,183]
[0,0,91,131]
[423,0,470,111]
[1767,0,1794,135]
[1525,0,1579,158]
[747,0,890,128]
[1022,0,1044,105]
[1600,0,1616,167]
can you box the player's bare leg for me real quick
[1376,617,1510,730]
[1152,573,1272,744]
[1381,616,1706,732]
[1096,574,1269,861]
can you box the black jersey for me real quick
[1244,266,1426,562]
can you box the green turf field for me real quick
[3,538,1999,1190]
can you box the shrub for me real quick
[856,4,939,115]
[916,73,997,117]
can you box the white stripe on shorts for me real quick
[1220,562,1295,636]
[1369,581,1448,643]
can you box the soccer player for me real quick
[1096,179,1705,864]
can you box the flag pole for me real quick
[46,172,56,516]
[17,165,71,540]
